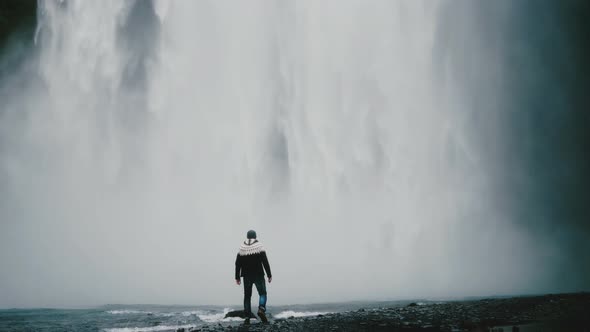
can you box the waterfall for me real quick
[0,0,559,306]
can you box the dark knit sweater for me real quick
[235,239,272,279]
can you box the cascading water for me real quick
[0,1,564,307]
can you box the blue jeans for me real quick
[243,276,267,315]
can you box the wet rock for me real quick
[224,310,256,319]
[191,293,589,332]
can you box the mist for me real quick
[0,0,588,308]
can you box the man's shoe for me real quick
[244,318,250,325]
[257,308,268,323]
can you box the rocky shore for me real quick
[178,292,590,332]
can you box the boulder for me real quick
[223,310,257,319]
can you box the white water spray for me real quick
[0,1,548,307]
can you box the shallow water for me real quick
[0,301,407,331]
[0,306,250,331]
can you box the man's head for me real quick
[247,230,257,239]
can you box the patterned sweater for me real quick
[235,239,272,279]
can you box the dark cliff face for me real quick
[505,1,590,288]
[499,0,590,289]
[0,0,37,49]
[0,0,37,79]
[437,0,590,290]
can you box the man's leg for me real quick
[243,277,254,318]
[254,276,268,322]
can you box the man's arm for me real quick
[261,252,272,280]
[235,254,242,283]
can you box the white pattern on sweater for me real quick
[239,239,265,256]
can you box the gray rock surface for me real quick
[188,292,589,331]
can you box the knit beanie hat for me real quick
[247,230,257,239]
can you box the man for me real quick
[235,230,272,323]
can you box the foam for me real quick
[106,310,151,315]
[196,308,242,323]
[103,325,195,332]
[107,310,187,318]
[104,308,243,326]
[274,310,330,319]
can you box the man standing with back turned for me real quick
[235,230,272,324]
